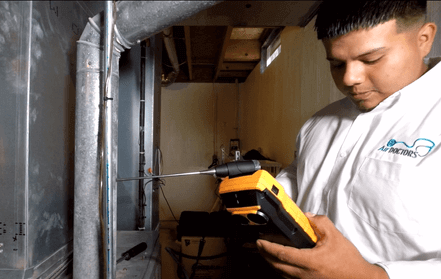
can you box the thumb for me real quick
[303,213,332,241]
[304,212,316,218]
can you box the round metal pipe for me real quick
[103,2,116,278]
[74,12,121,279]
[162,27,180,87]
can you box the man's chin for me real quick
[358,106,375,113]
[353,100,376,112]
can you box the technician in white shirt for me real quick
[257,1,441,278]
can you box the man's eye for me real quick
[330,61,344,68]
[363,57,382,65]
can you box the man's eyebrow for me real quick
[326,57,338,61]
[326,47,387,61]
[356,47,386,58]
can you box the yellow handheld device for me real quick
[219,170,317,248]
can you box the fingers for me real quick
[256,214,335,264]
[257,239,307,278]
[257,215,379,279]
[257,239,312,268]
[256,214,338,277]
[257,239,292,263]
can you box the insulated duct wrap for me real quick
[115,1,220,46]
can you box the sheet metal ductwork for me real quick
[74,1,220,278]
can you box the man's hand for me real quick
[256,213,389,279]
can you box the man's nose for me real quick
[342,62,365,86]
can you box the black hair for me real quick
[314,0,427,40]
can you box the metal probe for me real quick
[116,160,261,182]
[116,169,216,182]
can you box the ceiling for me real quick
[161,1,321,84]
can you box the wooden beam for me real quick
[217,70,250,78]
[222,62,257,71]
[223,40,261,62]
[213,26,233,82]
[230,27,265,40]
[184,26,193,81]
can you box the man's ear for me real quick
[418,22,437,58]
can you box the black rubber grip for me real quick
[215,160,260,178]
[122,242,148,261]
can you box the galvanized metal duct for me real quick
[74,1,221,279]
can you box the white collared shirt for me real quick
[277,58,441,278]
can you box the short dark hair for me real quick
[314,0,427,40]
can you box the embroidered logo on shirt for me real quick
[377,138,435,158]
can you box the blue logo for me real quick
[378,138,435,158]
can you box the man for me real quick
[257,1,440,278]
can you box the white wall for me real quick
[159,83,238,222]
